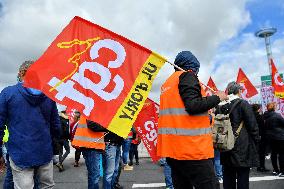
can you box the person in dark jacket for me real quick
[129,133,141,166]
[263,102,284,176]
[0,60,61,188]
[56,111,71,172]
[158,51,228,189]
[252,104,269,172]
[217,81,260,189]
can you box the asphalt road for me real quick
[1,156,284,189]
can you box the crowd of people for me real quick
[157,51,284,189]
[0,51,284,189]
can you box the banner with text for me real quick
[134,98,160,162]
[24,16,166,137]
[261,86,284,117]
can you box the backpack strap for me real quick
[235,121,244,137]
[229,99,244,138]
[228,99,242,114]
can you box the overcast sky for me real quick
[0,0,284,103]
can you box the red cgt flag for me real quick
[205,76,218,96]
[66,107,77,125]
[24,16,166,137]
[66,107,79,141]
[134,98,160,162]
[271,59,284,98]
[236,68,258,99]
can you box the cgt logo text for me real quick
[48,39,126,116]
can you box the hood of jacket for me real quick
[218,94,240,106]
[174,51,200,73]
[16,83,47,106]
[263,110,275,120]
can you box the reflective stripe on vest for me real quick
[77,124,87,128]
[72,124,105,150]
[159,108,208,116]
[158,127,212,136]
[73,135,105,143]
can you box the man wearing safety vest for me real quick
[72,120,106,189]
[157,51,228,189]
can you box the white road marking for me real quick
[132,176,284,188]
[249,176,284,182]
[132,183,166,188]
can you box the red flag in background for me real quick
[24,16,166,138]
[236,68,258,99]
[65,107,78,141]
[205,77,218,96]
[134,98,160,162]
[271,59,284,98]
[66,107,77,125]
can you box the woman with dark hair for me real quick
[263,102,284,176]
[252,104,269,172]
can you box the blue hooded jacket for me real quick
[0,83,61,168]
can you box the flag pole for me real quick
[94,132,109,143]
[166,60,217,93]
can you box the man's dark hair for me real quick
[252,104,261,112]
[226,81,242,95]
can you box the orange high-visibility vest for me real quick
[78,116,87,124]
[72,123,105,150]
[157,71,213,160]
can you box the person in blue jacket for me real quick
[0,60,61,189]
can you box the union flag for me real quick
[134,98,160,162]
[24,16,166,137]
[205,77,218,96]
[271,59,284,98]
[236,68,258,99]
[66,107,77,125]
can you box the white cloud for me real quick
[210,32,284,103]
[0,0,250,103]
